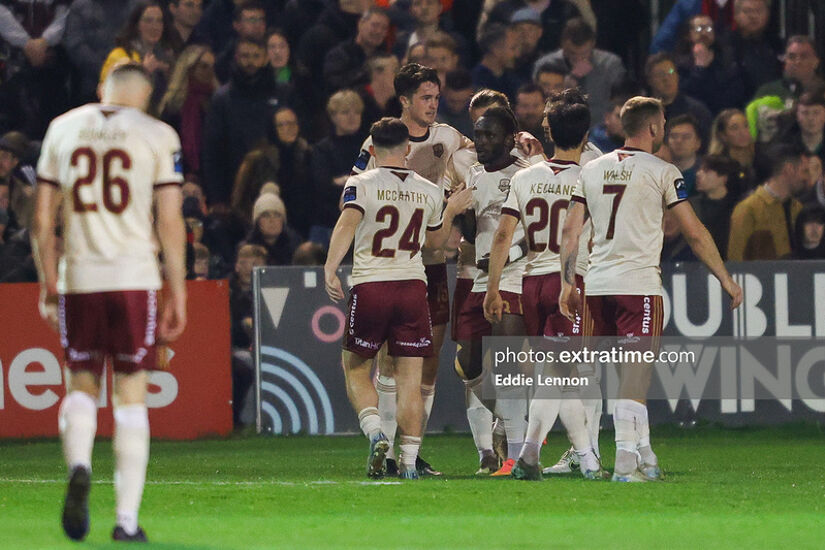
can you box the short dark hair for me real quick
[235,0,265,20]
[560,17,595,46]
[763,142,806,178]
[477,105,518,135]
[394,63,440,98]
[469,89,510,111]
[445,68,473,91]
[478,23,509,56]
[645,52,676,80]
[620,96,664,136]
[545,89,590,149]
[108,61,152,83]
[786,34,817,52]
[425,31,458,54]
[667,113,701,136]
[370,117,409,149]
[516,82,544,100]
[701,154,740,180]
[361,6,390,23]
[535,60,568,78]
[236,37,266,54]
[798,89,825,108]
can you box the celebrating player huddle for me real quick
[326,61,743,482]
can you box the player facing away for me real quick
[484,89,604,481]
[559,96,743,482]
[326,117,472,480]
[350,63,473,475]
[31,62,187,542]
[453,106,533,477]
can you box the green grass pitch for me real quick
[1,424,824,549]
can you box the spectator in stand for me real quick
[728,143,808,261]
[323,7,391,94]
[675,13,746,115]
[311,90,367,245]
[159,45,217,176]
[709,108,757,196]
[292,241,327,266]
[229,242,267,427]
[0,0,71,139]
[773,91,825,165]
[280,0,326,47]
[799,153,825,208]
[514,83,551,152]
[589,86,635,154]
[691,154,741,257]
[0,131,36,282]
[437,68,474,137]
[533,18,626,127]
[214,1,267,84]
[650,0,737,54]
[266,29,293,87]
[664,114,703,195]
[62,0,136,104]
[717,0,782,101]
[404,42,428,65]
[533,59,567,97]
[471,23,521,102]
[244,190,302,266]
[269,105,314,238]
[360,52,402,128]
[754,36,823,104]
[508,8,543,84]
[167,0,205,51]
[425,31,459,89]
[397,0,468,62]
[481,0,596,54]
[787,204,825,259]
[645,52,712,145]
[192,242,211,279]
[230,147,280,226]
[202,38,288,209]
[99,1,175,83]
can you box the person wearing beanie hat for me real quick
[244,190,301,265]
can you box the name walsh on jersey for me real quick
[376,189,429,204]
[603,167,634,182]
[530,182,576,196]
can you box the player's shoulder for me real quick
[429,122,466,144]
[468,161,485,178]
[513,156,532,170]
[46,103,98,132]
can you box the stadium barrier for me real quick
[0,280,233,439]
[254,262,825,435]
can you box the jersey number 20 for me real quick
[525,197,568,253]
[71,147,131,214]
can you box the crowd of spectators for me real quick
[0,0,824,423]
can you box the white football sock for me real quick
[520,397,561,465]
[636,404,657,465]
[114,404,149,536]
[399,435,421,469]
[420,383,435,433]
[559,398,590,454]
[495,396,527,461]
[59,390,98,472]
[614,399,644,475]
[465,377,494,460]
[577,363,602,457]
[376,375,397,459]
[357,407,382,440]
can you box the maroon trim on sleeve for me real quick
[154,181,183,189]
[666,199,687,209]
[427,222,443,231]
[501,207,521,220]
[570,195,587,205]
[343,203,365,215]
[36,176,60,187]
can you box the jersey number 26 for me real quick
[71,147,131,214]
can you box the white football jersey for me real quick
[572,147,687,296]
[470,157,531,293]
[37,104,183,294]
[501,159,592,277]
[352,123,472,265]
[342,167,443,286]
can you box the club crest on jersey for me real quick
[343,186,357,203]
[674,178,688,200]
[432,143,444,158]
[498,178,511,193]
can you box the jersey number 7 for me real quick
[71,147,132,214]
[603,184,626,240]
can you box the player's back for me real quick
[37,104,182,293]
[343,167,444,286]
[577,147,686,295]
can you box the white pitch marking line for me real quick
[0,478,402,487]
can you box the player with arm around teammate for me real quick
[325,118,472,480]
[32,62,187,542]
[559,96,742,482]
[484,89,605,481]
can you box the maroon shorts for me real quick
[425,263,450,326]
[450,277,474,341]
[522,273,584,338]
[583,294,664,352]
[454,290,523,341]
[59,290,158,377]
[345,280,434,358]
